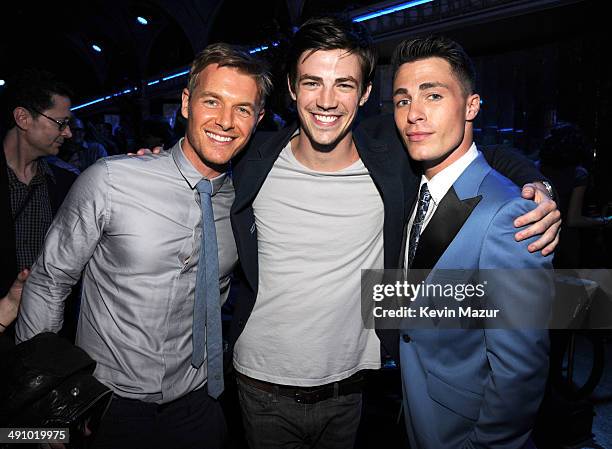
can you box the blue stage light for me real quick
[162,70,189,81]
[137,16,148,25]
[352,0,433,23]
[249,45,269,54]
[92,44,102,52]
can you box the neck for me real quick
[423,130,474,180]
[291,128,359,172]
[181,138,226,179]
[3,128,39,184]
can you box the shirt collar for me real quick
[420,142,479,205]
[172,138,228,195]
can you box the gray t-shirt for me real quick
[234,141,384,386]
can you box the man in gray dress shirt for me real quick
[16,43,271,449]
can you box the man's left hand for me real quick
[513,182,561,256]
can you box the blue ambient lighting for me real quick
[71,97,107,111]
[352,0,434,23]
[249,45,269,54]
[162,70,189,81]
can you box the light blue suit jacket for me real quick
[400,153,553,449]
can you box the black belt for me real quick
[237,372,365,404]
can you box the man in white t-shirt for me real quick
[228,16,560,449]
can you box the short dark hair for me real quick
[392,35,476,96]
[187,43,273,108]
[2,69,73,129]
[288,16,377,93]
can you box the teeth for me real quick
[206,131,233,142]
[314,114,338,123]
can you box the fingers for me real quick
[521,184,536,200]
[515,205,561,238]
[514,198,557,228]
[541,231,560,256]
[16,268,30,283]
[524,219,561,254]
[127,148,153,156]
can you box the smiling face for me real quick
[393,57,480,178]
[289,49,371,153]
[181,63,264,177]
[23,94,72,158]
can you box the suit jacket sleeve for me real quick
[15,161,109,342]
[464,198,553,449]
[481,148,546,188]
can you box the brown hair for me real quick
[187,43,273,108]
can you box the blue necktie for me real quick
[407,183,431,268]
[192,179,224,399]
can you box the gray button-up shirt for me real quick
[16,140,237,403]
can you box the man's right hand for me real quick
[0,269,30,330]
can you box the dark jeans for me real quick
[90,386,226,449]
[237,377,362,449]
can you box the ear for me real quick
[465,94,480,121]
[359,82,373,107]
[181,88,190,120]
[287,75,297,101]
[256,108,265,126]
[13,107,31,130]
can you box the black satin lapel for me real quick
[411,187,481,269]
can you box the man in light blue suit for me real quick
[392,36,553,448]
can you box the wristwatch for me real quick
[540,181,555,200]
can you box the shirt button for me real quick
[402,334,411,343]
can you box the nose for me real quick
[215,106,234,131]
[316,86,338,110]
[62,125,73,139]
[407,101,425,124]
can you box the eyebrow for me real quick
[420,81,450,90]
[198,91,222,100]
[298,74,359,85]
[392,81,450,97]
[198,91,256,108]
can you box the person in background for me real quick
[0,69,78,339]
[65,117,108,172]
[538,122,611,268]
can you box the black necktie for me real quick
[407,183,431,268]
